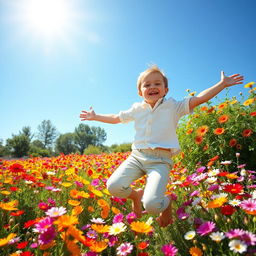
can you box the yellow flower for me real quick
[68,200,80,206]
[1,191,11,195]
[226,173,239,179]
[0,233,16,247]
[65,168,75,175]
[89,241,108,253]
[130,221,153,233]
[244,82,255,88]
[243,98,255,106]
[0,200,18,211]
[91,189,103,197]
[189,246,203,256]
[61,182,73,187]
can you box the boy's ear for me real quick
[138,90,142,96]
[165,87,169,95]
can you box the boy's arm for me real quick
[80,107,121,124]
[189,71,244,110]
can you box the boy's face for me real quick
[139,72,168,107]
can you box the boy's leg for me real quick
[106,154,145,217]
[142,161,173,227]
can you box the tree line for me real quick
[0,120,132,158]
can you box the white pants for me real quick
[106,149,173,215]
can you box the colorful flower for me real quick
[108,222,127,235]
[45,207,67,218]
[116,242,133,256]
[228,240,247,253]
[196,221,216,236]
[161,243,178,256]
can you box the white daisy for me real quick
[184,231,196,240]
[229,199,241,206]
[90,217,105,224]
[206,177,218,184]
[210,232,225,242]
[228,239,247,254]
[208,169,220,176]
[108,222,127,235]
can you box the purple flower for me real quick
[178,212,189,220]
[91,179,100,186]
[113,213,124,223]
[208,184,219,191]
[197,221,216,236]
[86,230,98,239]
[38,226,57,245]
[161,243,178,256]
[225,229,245,239]
[190,190,200,197]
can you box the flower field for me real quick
[1,83,256,256]
[0,150,256,256]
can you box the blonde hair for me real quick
[137,65,168,93]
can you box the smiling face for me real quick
[139,72,169,108]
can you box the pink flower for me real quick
[197,221,216,236]
[225,229,245,239]
[126,212,137,224]
[38,226,56,245]
[161,243,178,256]
[240,198,256,211]
[116,242,133,256]
[113,213,124,223]
[34,217,54,233]
[241,231,256,246]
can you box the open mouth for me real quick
[148,91,159,95]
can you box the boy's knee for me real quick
[143,198,164,215]
[106,178,130,198]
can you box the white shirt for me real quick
[118,97,193,156]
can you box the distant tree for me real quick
[37,120,58,149]
[110,143,132,153]
[84,145,103,155]
[55,133,78,155]
[6,134,30,157]
[19,126,34,142]
[74,124,95,154]
[91,126,107,146]
[0,139,7,156]
[31,139,45,149]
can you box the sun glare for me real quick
[18,0,75,40]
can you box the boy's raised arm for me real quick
[189,71,244,110]
[80,107,121,124]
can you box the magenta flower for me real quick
[47,198,56,206]
[75,181,84,188]
[113,213,124,223]
[38,226,56,245]
[208,184,220,191]
[126,212,137,224]
[34,217,54,233]
[86,230,98,239]
[240,198,256,211]
[196,166,206,173]
[190,190,200,197]
[197,221,216,236]
[225,229,245,239]
[241,231,256,246]
[91,179,100,186]
[161,243,178,256]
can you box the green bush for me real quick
[83,144,104,155]
[110,143,132,153]
[175,82,256,172]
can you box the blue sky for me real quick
[0,0,255,146]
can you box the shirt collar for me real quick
[141,97,166,109]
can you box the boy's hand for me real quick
[80,107,96,121]
[221,71,244,88]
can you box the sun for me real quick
[16,0,76,40]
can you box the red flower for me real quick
[9,163,25,173]
[24,219,39,229]
[223,184,243,194]
[242,129,253,137]
[210,155,219,161]
[20,252,34,256]
[10,186,19,192]
[138,241,150,250]
[16,241,28,249]
[138,253,149,256]
[10,210,25,216]
[221,205,236,215]
[229,139,237,147]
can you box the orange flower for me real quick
[203,144,209,151]
[54,215,79,229]
[67,225,84,242]
[207,197,227,208]
[89,241,108,253]
[111,206,121,214]
[196,125,209,136]
[218,102,228,109]
[138,241,149,250]
[68,200,80,206]
[72,205,83,216]
[0,233,16,247]
[70,189,81,199]
[214,128,225,135]
[200,106,208,111]
[130,221,153,233]
[229,139,237,147]
[91,224,110,233]
[66,240,81,255]
[242,129,253,137]
[218,114,229,123]
[0,200,18,211]
[189,246,203,256]
[88,206,95,212]
[186,128,194,135]
[195,136,203,145]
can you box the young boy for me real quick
[80,66,243,227]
